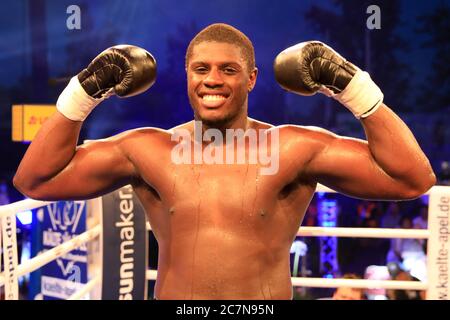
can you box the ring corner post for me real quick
[1,208,20,300]
[426,186,450,300]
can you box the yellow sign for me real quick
[12,104,56,142]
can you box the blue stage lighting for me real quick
[17,210,32,225]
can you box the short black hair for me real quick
[185,23,255,72]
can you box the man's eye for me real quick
[195,67,208,73]
[224,68,237,74]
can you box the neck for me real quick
[207,114,250,134]
[190,113,255,148]
[195,102,251,136]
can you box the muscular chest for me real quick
[134,159,313,247]
[132,137,311,221]
[162,163,274,213]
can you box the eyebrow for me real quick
[190,61,243,69]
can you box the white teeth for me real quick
[202,95,226,101]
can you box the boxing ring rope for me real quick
[296,226,429,239]
[143,226,431,291]
[67,274,101,300]
[1,184,448,299]
[143,271,428,291]
[290,277,428,290]
[0,198,52,220]
[142,184,437,293]
[290,225,429,291]
[0,224,100,286]
[0,199,101,299]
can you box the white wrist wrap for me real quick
[56,76,107,121]
[320,69,384,119]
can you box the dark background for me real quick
[1,0,449,201]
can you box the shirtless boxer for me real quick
[13,23,436,300]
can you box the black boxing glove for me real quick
[273,41,383,118]
[57,45,157,121]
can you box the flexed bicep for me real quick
[16,133,138,201]
[304,133,419,200]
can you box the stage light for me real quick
[17,210,32,225]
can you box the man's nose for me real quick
[203,68,224,88]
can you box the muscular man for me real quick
[13,23,435,300]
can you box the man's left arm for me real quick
[360,103,435,196]
[301,104,435,200]
[274,41,436,200]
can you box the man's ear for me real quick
[248,67,258,92]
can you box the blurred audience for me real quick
[356,201,383,227]
[438,161,450,185]
[0,179,10,205]
[386,262,425,300]
[381,202,402,229]
[364,265,390,300]
[386,216,427,281]
[413,204,428,230]
[332,274,366,300]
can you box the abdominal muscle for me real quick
[153,225,294,300]
[131,146,310,300]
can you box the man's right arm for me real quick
[13,45,157,201]
[13,111,137,201]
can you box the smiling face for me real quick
[187,41,257,128]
